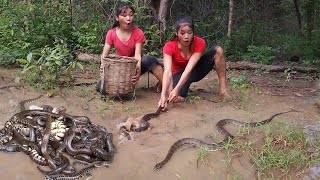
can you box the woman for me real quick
[158,15,228,109]
[97,2,163,94]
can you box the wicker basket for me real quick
[101,55,138,96]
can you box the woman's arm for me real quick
[158,53,173,108]
[168,52,202,102]
[100,43,112,79]
[132,43,143,85]
[101,43,112,62]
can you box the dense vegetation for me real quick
[1,0,319,67]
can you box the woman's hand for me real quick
[158,95,168,111]
[168,88,179,102]
[132,65,141,85]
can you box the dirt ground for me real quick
[0,66,319,180]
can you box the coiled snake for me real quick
[153,109,298,171]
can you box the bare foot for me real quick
[173,96,185,103]
[156,81,162,93]
[219,90,230,102]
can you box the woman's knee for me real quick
[142,56,162,72]
[151,64,163,73]
[215,46,224,56]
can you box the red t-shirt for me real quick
[105,26,146,57]
[163,36,206,75]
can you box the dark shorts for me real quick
[96,55,162,93]
[140,56,163,75]
[172,46,219,97]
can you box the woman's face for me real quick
[116,7,134,30]
[176,25,194,47]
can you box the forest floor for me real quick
[0,64,319,180]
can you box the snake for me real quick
[105,133,116,159]
[40,114,57,171]
[153,138,223,171]
[130,106,163,132]
[0,110,62,145]
[63,117,92,156]
[63,116,110,158]
[0,143,30,153]
[45,161,108,180]
[38,155,72,176]
[17,95,43,112]
[0,106,115,179]
[153,109,298,171]
[216,109,298,141]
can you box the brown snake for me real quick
[119,106,163,139]
[17,95,43,112]
[130,107,162,132]
[153,109,299,171]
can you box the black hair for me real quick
[170,15,195,41]
[174,15,195,32]
[112,2,135,28]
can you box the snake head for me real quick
[153,163,162,171]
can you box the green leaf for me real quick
[50,49,58,56]
[77,62,83,70]
[55,60,62,66]
[22,65,36,74]
[16,59,28,64]
[27,53,33,62]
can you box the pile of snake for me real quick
[153,109,299,171]
[0,95,115,180]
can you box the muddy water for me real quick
[0,69,319,179]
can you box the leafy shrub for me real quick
[229,74,249,89]
[242,45,276,64]
[72,23,105,54]
[16,43,83,90]
[143,24,162,56]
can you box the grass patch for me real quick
[235,121,320,178]
[120,106,143,112]
[77,87,94,98]
[186,92,201,104]
[224,72,254,109]
[200,120,319,179]
[197,146,210,165]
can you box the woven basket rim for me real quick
[102,55,138,63]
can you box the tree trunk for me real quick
[293,0,302,35]
[306,0,316,40]
[69,0,73,27]
[227,0,234,39]
[75,52,319,74]
[227,61,318,73]
[158,0,168,44]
